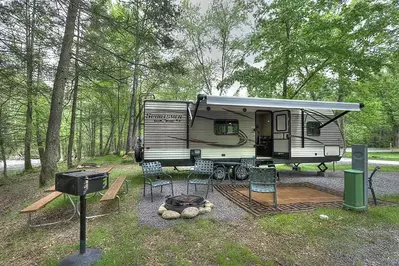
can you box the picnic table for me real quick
[20,167,128,227]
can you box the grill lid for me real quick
[57,170,107,178]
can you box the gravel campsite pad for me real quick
[135,180,246,228]
[136,170,399,228]
[279,170,399,196]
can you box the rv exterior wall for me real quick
[144,101,189,160]
[143,99,346,166]
[290,109,344,158]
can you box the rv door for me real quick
[273,110,290,159]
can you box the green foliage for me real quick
[259,207,399,235]
[216,242,272,266]
[344,152,399,161]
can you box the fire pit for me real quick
[165,195,205,213]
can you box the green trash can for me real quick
[343,169,367,211]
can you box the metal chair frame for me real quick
[186,159,214,198]
[248,167,278,208]
[142,161,174,202]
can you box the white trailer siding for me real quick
[143,101,189,160]
[189,108,255,159]
[290,109,344,158]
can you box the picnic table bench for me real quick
[20,191,77,227]
[20,167,127,227]
[87,176,128,218]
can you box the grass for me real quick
[216,242,273,266]
[2,154,399,266]
[276,163,399,172]
[344,152,399,161]
[380,194,399,203]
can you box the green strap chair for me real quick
[186,159,214,198]
[248,167,278,208]
[142,161,174,202]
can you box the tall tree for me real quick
[121,0,180,154]
[236,0,394,101]
[40,0,80,185]
[67,8,81,168]
[24,0,37,171]
[180,0,249,96]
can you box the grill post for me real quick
[58,170,105,265]
[79,194,86,254]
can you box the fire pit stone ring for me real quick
[158,195,214,219]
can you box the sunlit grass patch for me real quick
[345,152,399,161]
[380,194,399,203]
[216,242,272,266]
[81,154,133,165]
[259,206,399,238]
[276,163,399,172]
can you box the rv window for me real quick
[276,114,287,131]
[214,120,239,135]
[307,121,321,136]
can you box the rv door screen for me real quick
[273,110,290,158]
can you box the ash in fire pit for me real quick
[158,195,215,219]
[165,195,205,213]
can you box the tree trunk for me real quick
[116,77,121,154]
[67,9,80,169]
[24,0,37,171]
[282,21,290,99]
[91,118,96,157]
[104,118,116,155]
[125,57,139,154]
[99,109,103,155]
[77,103,82,161]
[35,46,44,161]
[337,75,346,138]
[39,0,80,186]
[0,132,6,178]
[0,109,7,178]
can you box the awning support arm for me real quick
[190,94,207,127]
[318,111,350,129]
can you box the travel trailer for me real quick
[135,94,363,179]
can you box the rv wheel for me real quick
[233,165,249,180]
[213,166,226,181]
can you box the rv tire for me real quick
[233,165,249,180]
[213,165,226,181]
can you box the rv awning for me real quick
[202,95,363,111]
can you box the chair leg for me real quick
[150,186,153,202]
[143,184,145,197]
[161,185,163,193]
[274,191,277,209]
[211,179,214,192]
[187,182,189,195]
[205,183,210,198]
[171,182,174,196]
[249,187,252,204]
[195,184,197,192]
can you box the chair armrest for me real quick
[143,177,153,185]
[162,172,173,180]
[186,171,195,180]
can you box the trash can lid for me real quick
[344,169,364,174]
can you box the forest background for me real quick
[1,0,398,183]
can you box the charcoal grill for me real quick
[165,195,205,213]
[55,170,109,196]
[56,170,108,265]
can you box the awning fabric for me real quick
[202,95,363,111]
